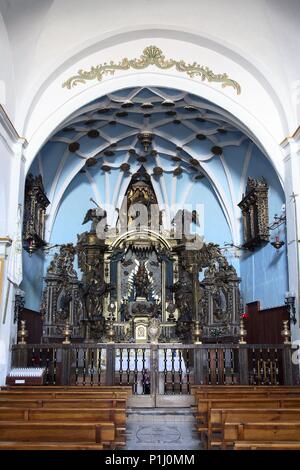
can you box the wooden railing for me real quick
[11,343,297,394]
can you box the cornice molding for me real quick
[0,237,12,247]
[0,105,27,148]
[280,124,300,147]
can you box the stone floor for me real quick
[124,408,202,450]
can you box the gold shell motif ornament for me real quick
[62,45,241,95]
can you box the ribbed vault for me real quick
[30,86,279,244]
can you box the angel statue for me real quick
[82,207,107,233]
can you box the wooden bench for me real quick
[2,385,132,397]
[0,406,126,427]
[0,386,129,450]
[0,442,104,450]
[0,398,126,409]
[191,385,300,393]
[193,386,300,450]
[234,441,300,450]
[192,386,300,406]
[197,397,300,422]
[194,390,300,401]
[0,421,116,448]
[209,408,300,448]
[3,385,132,391]
[224,422,300,449]
[0,390,129,400]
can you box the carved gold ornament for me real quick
[62,45,241,94]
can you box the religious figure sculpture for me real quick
[82,207,107,233]
[133,262,151,300]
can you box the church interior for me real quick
[0,0,300,453]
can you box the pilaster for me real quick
[0,107,27,385]
[0,238,12,385]
[282,130,300,342]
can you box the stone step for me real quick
[127,407,194,415]
[127,407,196,423]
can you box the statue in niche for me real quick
[133,262,151,300]
[212,287,228,322]
[57,287,72,322]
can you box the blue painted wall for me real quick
[240,148,287,309]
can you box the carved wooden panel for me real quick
[23,174,50,254]
[238,177,269,249]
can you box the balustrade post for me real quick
[194,346,205,385]
[61,346,71,386]
[238,345,249,384]
[150,344,159,398]
[106,345,115,386]
[282,344,293,385]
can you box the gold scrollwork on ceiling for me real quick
[62,45,241,94]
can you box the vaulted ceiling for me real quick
[31,86,282,244]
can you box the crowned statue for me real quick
[133,262,151,301]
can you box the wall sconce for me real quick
[14,289,25,323]
[270,211,286,250]
[285,291,296,325]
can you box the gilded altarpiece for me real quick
[41,167,242,344]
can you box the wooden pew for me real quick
[224,422,300,449]
[0,407,126,447]
[0,421,116,448]
[197,397,300,422]
[191,385,300,393]
[210,407,300,431]
[0,386,129,450]
[0,406,125,427]
[0,399,126,435]
[0,398,126,409]
[2,385,132,391]
[0,398,127,445]
[234,441,300,450]
[0,442,104,450]
[0,385,132,391]
[193,386,300,400]
[209,408,300,448]
[0,390,129,400]
[2,385,132,397]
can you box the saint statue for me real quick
[133,262,151,300]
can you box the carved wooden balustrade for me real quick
[11,342,298,394]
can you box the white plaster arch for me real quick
[19,26,289,136]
